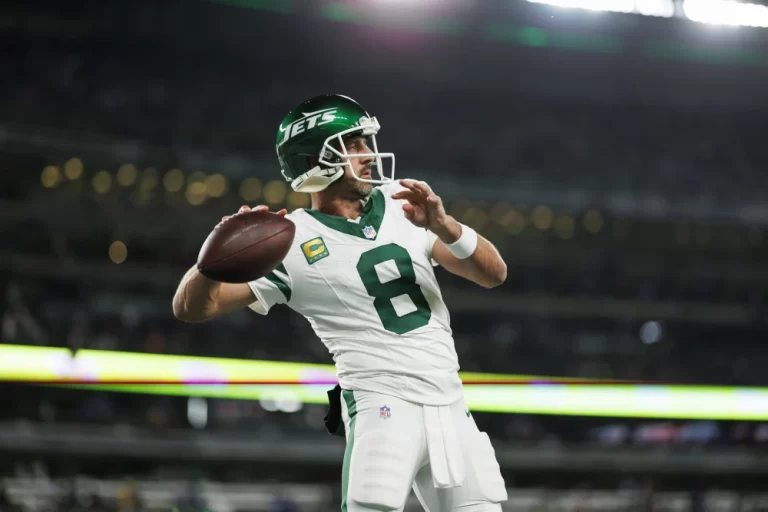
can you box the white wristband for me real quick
[444,224,478,259]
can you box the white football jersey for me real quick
[247,182,463,406]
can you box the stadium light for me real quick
[525,0,674,17]
[682,0,768,28]
[368,0,446,6]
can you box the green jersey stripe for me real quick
[265,263,291,302]
[341,390,357,512]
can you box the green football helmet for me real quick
[276,94,395,193]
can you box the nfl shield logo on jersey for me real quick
[379,405,391,419]
[362,225,377,239]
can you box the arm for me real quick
[392,179,507,289]
[431,223,507,289]
[172,204,286,323]
[172,266,256,323]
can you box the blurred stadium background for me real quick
[2,0,768,510]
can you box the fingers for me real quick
[398,179,421,194]
[253,206,286,216]
[222,205,280,223]
[402,202,415,221]
[397,181,443,215]
[399,179,433,196]
[391,190,423,203]
[222,205,251,221]
[413,181,434,196]
[398,180,442,208]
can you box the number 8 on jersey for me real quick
[357,243,431,335]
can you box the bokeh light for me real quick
[500,210,526,235]
[239,178,263,202]
[287,191,310,209]
[205,173,228,198]
[64,158,83,180]
[186,182,208,206]
[264,180,288,205]
[91,171,112,194]
[163,169,185,192]
[188,171,207,184]
[41,166,61,188]
[462,207,489,231]
[531,206,553,230]
[490,203,512,224]
[554,215,575,239]
[584,209,604,233]
[140,168,159,191]
[117,164,138,187]
[640,321,663,344]
[108,241,128,264]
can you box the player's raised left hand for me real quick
[393,179,462,243]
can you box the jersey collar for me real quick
[304,188,385,241]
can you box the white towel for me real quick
[423,404,465,488]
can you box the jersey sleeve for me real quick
[247,263,292,315]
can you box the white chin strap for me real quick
[284,167,345,193]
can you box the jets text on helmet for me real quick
[278,108,338,147]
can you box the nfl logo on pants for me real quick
[379,405,391,419]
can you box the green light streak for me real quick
[60,383,768,420]
[320,3,465,35]
[485,24,624,54]
[6,344,768,420]
[207,0,295,14]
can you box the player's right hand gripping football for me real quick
[220,205,287,224]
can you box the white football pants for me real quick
[340,389,508,512]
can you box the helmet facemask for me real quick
[285,116,395,193]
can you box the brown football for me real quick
[197,211,295,283]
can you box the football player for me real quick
[173,95,508,511]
